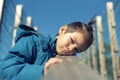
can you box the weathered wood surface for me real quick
[107,2,119,80]
[96,16,107,78]
[42,55,104,80]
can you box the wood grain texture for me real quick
[42,55,104,80]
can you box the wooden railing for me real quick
[42,55,104,80]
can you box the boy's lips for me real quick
[63,51,68,54]
[62,48,69,54]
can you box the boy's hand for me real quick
[44,58,63,75]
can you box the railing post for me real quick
[106,2,119,80]
[0,0,5,32]
[12,4,23,46]
[33,26,38,31]
[91,32,98,72]
[96,16,107,79]
[86,48,91,67]
[26,16,32,27]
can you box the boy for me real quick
[0,18,95,80]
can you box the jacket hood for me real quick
[14,24,57,56]
[15,24,39,43]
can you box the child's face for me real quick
[56,25,86,55]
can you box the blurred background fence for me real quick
[80,1,120,80]
[0,0,36,62]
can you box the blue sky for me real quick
[13,0,113,37]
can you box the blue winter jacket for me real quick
[0,25,56,80]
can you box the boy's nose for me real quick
[68,44,77,52]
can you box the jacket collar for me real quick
[47,36,57,57]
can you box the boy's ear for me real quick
[56,25,67,39]
[58,25,67,35]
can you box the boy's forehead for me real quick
[72,32,84,39]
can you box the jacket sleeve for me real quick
[0,36,46,80]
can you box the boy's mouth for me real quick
[62,48,69,54]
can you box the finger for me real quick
[44,58,63,75]
[49,58,63,63]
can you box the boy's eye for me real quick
[70,38,79,53]
[71,38,74,44]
